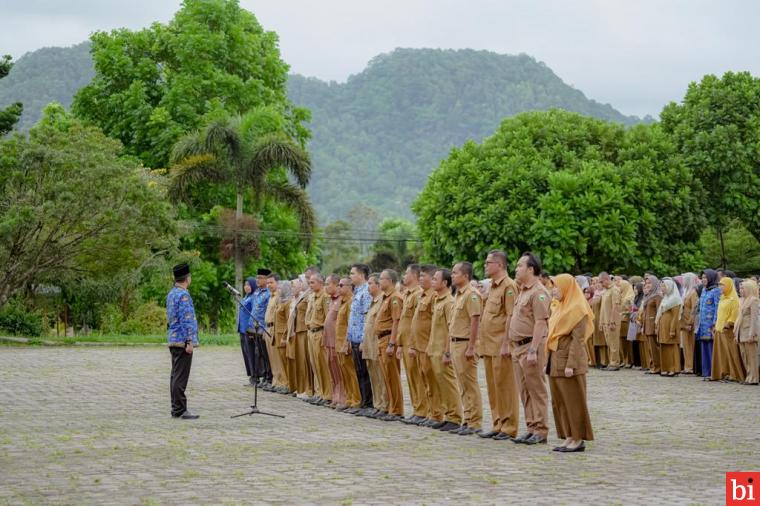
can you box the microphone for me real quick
[223,281,241,296]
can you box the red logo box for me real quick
[727,473,760,505]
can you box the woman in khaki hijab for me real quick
[545,274,594,453]
[734,279,759,385]
[712,277,745,382]
[590,277,608,368]
[655,278,682,376]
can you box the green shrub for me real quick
[0,299,44,337]
[119,302,167,335]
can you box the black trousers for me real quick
[352,343,373,408]
[170,347,193,417]
[240,333,254,377]
[251,333,273,383]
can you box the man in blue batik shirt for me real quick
[348,263,374,412]
[250,268,273,386]
[166,263,199,419]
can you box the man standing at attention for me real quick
[347,264,374,415]
[398,264,427,425]
[449,262,483,436]
[478,250,520,441]
[166,263,199,420]
[510,252,551,445]
[377,269,404,421]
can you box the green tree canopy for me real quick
[661,71,760,252]
[413,109,705,274]
[72,0,309,169]
[0,103,174,306]
[0,55,22,135]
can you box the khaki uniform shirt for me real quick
[600,285,622,326]
[478,273,517,356]
[336,294,353,348]
[363,294,383,360]
[274,299,290,347]
[398,285,422,347]
[375,289,403,336]
[449,284,481,339]
[306,290,331,330]
[509,279,550,341]
[427,293,454,357]
[411,288,436,352]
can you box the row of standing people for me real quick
[238,252,595,453]
[572,269,759,384]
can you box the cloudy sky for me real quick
[2,0,757,117]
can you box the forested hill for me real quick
[287,48,647,220]
[1,44,646,221]
[0,42,93,131]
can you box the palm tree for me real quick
[169,108,315,291]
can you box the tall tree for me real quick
[661,71,760,263]
[169,107,315,290]
[0,104,173,306]
[0,55,22,135]
[72,0,309,169]
[413,110,704,274]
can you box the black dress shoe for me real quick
[430,420,447,429]
[345,407,360,414]
[524,434,547,445]
[559,441,585,452]
[512,432,534,444]
[458,427,481,436]
[478,430,499,439]
[179,410,199,420]
[492,432,512,441]
[381,414,400,422]
[372,410,389,419]
[400,416,417,425]
[448,424,466,434]
[437,421,459,431]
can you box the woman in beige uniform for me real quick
[638,276,662,374]
[712,277,745,382]
[545,274,594,453]
[655,278,682,377]
[735,279,759,385]
[590,278,608,367]
[679,273,699,374]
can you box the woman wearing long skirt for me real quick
[679,273,699,374]
[735,279,759,385]
[711,277,745,382]
[638,275,662,374]
[546,274,594,453]
[655,278,682,376]
[697,270,721,380]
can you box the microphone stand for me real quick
[226,286,284,419]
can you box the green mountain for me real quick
[0,45,646,221]
[0,42,93,131]
[288,48,647,221]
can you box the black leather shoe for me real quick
[492,432,512,441]
[430,420,447,429]
[512,432,534,444]
[458,427,481,436]
[381,414,400,422]
[400,416,417,425]
[559,441,585,452]
[414,417,430,426]
[345,407,360,414]
[372,410,388,419]
[437,421,459,431]
[448,424,466,434]
[524,434,547,445]
[478,430,499,439]
[179,410,199,420]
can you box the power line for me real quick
[179,222,423,243]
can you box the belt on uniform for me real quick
[376,330,391,338]
[308,326,324,333]
[451,337,470,342]
[513,336,532,347]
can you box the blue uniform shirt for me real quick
[166,286,199,346]
[347,282,372,344]
[697,286,721,340]
[251,287,270,330]
[237,293,255,334]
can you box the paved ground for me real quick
[0,347,757,505]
